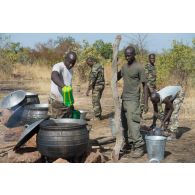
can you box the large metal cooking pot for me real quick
[25,92,40,105]
[21,104,49,125]
[5,104,48,128]
[37,118,89,160]
[0,90,26,110]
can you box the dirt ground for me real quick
[0,80,195,163]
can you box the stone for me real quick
[53,158,69,163]
[84,149,107,163]
[3,127,23,142]
[7,149,41,163]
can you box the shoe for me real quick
[130,147,144,158]
[120,143,132,154]
[93,116,102,121]
[162,130,177,140]
[167,132,177,141]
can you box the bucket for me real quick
[145,135,167,162]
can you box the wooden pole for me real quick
[111,35,124,161]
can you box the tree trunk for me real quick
[111,35,124,161]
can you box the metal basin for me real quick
[0,90,26,109]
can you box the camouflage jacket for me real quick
[144,63,157,90]
[88,63,105,88]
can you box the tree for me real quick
[157,40,195,87]
[93,40,113,59]
[122,33,148,63]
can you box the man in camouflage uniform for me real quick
[150,86,184,140]
[118,46,148,158]
[141,54,163,128]
[86,57,105,120]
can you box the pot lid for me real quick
[0,90,26,109]
[13,118,48,151]
[5,105,25,128]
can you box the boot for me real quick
[130,146,144,158]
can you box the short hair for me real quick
[86,56,94,61]
[149,53,156,58]
[65,51,77,61]
[124,46,136,54]
[86,57,97,63]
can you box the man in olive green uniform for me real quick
[118,46,148,158]
[86,57,105,120]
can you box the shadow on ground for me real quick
[177,127,191,139]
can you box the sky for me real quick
[5,33,195,53]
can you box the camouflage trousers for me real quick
[121,100,145,148]
[48,97,73,119]
[168,90,185,133]
[92,85,104,117]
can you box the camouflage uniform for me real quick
[168,89,185,133]
[141,63,164,120]
[89,63,105,117]
[144,63,157,91]
[48,97,73,119]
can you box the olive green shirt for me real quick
[119,61,147,101]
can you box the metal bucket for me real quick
[145,135,167,162]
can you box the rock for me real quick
[53,158,69,163]
[84,149,107,163]
[7,149,41,163]
[3,127,24,142]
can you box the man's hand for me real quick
[150,123,156,130]
[66,105,74,118]
[160,122,165,130]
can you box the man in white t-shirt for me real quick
[150,85,184,140]
[48,51,77,118]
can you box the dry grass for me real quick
[180,88,195,122]
[12,64,51,80]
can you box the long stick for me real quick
[111,35,124,161]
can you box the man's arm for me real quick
[51,71,65,88]
[117,70,122,81]
[140,66,148,113]
[142,82,148,113]
[86,70,98,96]
[161,97,174,128]
[150,103,158,128]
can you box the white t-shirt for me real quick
[50,62,73,102]
[158,86,182,102]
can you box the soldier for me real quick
[117,46,148,158]
[141,53,163,128]
[145,54,157,92]
[86,57,105,120]
[150,85,184,140]
[48,51,77,118]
